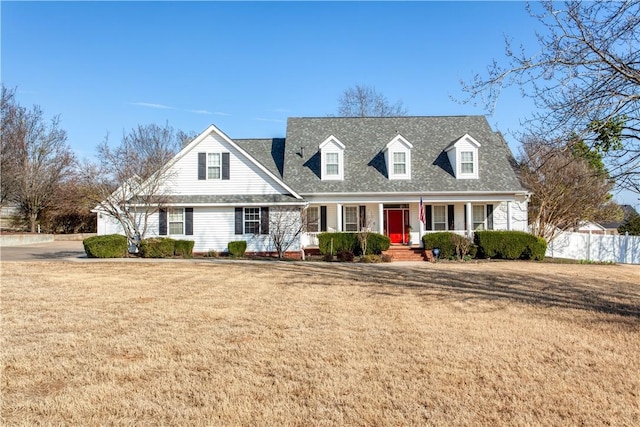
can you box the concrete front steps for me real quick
[382,245,428,262]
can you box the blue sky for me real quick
[2,1,636,206]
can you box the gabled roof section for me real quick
[282,116,527,194]
[176,125,302,199]
[445,133,481,152]
[385,134,413,150]
[319,135,345,150]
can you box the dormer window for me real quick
[461,151,474,174]
[326,153,340,176]
[385,135,413,180]
[393,152,406,175]
[445,134,480,179]
[319,135,345,180]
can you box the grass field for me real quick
[2,260,639,426]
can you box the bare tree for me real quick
[85,123,181,250]
[521,137,621,241]
[40,172,97,234]
[461,1,640,193]
[268,207,313,259]
[0,88,75,232]
[1,86,18,208]
[337,84,408,117]
[356,211,376,256]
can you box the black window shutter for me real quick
[487,204,494,230]
[260,207,269,234]
[447,205,455,231]
[235,208,243,235]
[425,205,433,231]
[222,152,230,180]
[359,206,366,230]
[198,153,206,180]
[320,206,327,232]
[159,208,167,235]
[464,206,468,231]
[185,208,193,235]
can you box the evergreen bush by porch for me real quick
[228,240,247,258]
[140,238,176,258]
[83,234,128,258]
[475,231,547,260]
[174,240,195,258]
[318,232,390,255]
[421,232,459,259]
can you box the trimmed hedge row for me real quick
[318,232,391,255]
[83,234,128,258]
[140,238,177,258]
[139,238,196,258]
[422,231,478,259]
[475,231,547,261]
[84,236,195,258]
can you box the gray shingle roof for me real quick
[165,194,303,205]
[280,116,527,194]
[235,138,285,179]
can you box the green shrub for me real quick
[475,231,547,260]
[318,232,390,255]
[228,240,247,258]
[365,233,391,254]
[174,240,195,258]
[322,253,334,262]
[422,232,459,259]
[140,238,176,258]
[83,234,128,258]
[318,233,357,255]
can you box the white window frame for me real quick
[473,204,486,230]
[433,205,447,231]
[461,151,474,175]
[344,206,358,232]
[168,208,185,235]
[306,206,320,233]
[325,152,340,177]
[244,207,261,234]
[393,152,406,175]
[207,152,221,180]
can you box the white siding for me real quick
[324,204,338,231]
[97,213,125,236]
[168,206,301,254]
[163,133,286,196]
[510,200,528,231]
[492,202,509,230]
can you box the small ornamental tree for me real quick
[84,123,182,252]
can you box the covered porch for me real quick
[301,197,528,249]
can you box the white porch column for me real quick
[378,203,384,234]
[507,201,512,231]
[336,203,343,232]
[466,202,473,237]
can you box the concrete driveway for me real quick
[0,240,86,261]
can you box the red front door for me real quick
[387,210,404,244]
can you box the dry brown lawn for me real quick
[2,260,639,426]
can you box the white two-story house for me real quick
[97,116,530,256]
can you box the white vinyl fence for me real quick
[546,231,640,264]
